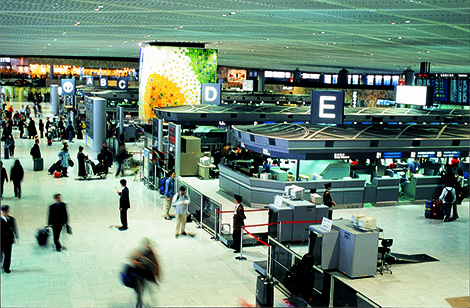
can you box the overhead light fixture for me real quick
[391,22,396,25]
[405,20,411,23]
[230,11,236,15]
[321,31,325,34]
[53,38,57,41]
[62,32,66,35]
[398,36,402,39]
[312,32,316,35]
[221,14,227,17]
[97,5,104,8]
[94,8,99,11]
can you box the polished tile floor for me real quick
[1,102,469,307]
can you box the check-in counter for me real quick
[363,177,400,205]
[404,175,443,201]
[219,165,366,207]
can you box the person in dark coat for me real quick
[10,159,24,199]
[1,162,8,199]
[45,117,51,134]
[232,194,246,253]
[1,205,19,274]
[27,117,37,139]
[30,138,41,159]
[5,134,15,157]
[38,119,45,138]
[99,142,112,173]
[18,119,25,138]
[77,146,88,179]
[48,194,69,252]
[66,121,74,142]
[116,179,130,231]
[323,183,336,220]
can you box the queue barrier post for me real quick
[197,194,203,229]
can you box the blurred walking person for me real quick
[48,194,69,252]
[10,160,24,199]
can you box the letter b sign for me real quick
[310,90,344,125]
[201,84,221,105]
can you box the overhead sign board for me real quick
[201,83,221,105]
[99,77,108,88]
[117,77,128,91]
[310,90,344,125]
[61,79,75,95]
[86,77,94,86]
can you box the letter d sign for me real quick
[201,83,221,105]
[310,90,344,125]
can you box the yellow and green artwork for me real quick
[139,45,217,121]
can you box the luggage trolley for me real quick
[84,159,108,180]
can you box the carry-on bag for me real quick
[54,171,61,178]
[34,157,44,171]
[36,226,50,246]
[431,200,443,219]
[4,146,9,159]
[424,200,432,218]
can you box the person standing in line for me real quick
[172,186,190,238]
[163,170,175,220]
[1,162,8,199]
[10,160,24,199]
[38,119,44,139]
[58,143,70,177]
[456,169,465,205]
[323,183,336,220]
[77,146,88,179]
[439,183,457,222]
[116,179,130,231]
[115,143,129,177]
[232,194,246,253]
[48,194,69,252]
[30,138,41,160]
[1,205,19,274]
[5,134,15,157]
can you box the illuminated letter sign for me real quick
[117,77,128,91]
[310,90,344,125]
[61,79,75,95]
[201,83,221,105]
[86,77,93,86]
[99,77,108,88]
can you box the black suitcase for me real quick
[256,275,274,307]
[48,160,61,174]
[34,157,44,171]
[36,227,50,246]
[4,146,9,159]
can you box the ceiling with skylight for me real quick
[1,0,469,73]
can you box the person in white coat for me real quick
[172,186,190,238]
[439,184,457,222]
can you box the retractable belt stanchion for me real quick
[197,194,203,229]
[211,208,218,241]
[235,228,247,261]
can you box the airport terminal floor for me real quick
[1,102,469,308]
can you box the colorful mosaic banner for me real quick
[139,45,217,121]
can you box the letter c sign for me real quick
[310,90,344,125]
[201,83,221,105]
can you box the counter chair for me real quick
[377,238,393,275]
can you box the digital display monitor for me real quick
[417,151,436,158]
[443,151,460,157]
[396,86,432,106]
[383,152,402,158]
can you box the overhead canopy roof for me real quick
[154,105,469,125]
[232,123,470,160]
[1,0,469,73]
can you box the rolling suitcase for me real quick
[34,157,44,171]
[4,146,9,159]
[424,200,432,218]
[36,226,50,246]
[431,200,443,219]
[255,275,274,307]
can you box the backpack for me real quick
[120,265,139,288]
[159,177,167,195]
[444,188,454,203]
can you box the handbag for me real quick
[66,224,73,235]
[68,159,74,167]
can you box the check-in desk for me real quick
[219,165,366,207]
[309,219,379,278]
[363,177,400,205]
[404,175,443,201]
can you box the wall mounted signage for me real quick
[168,123,176,146]
[310,90,344,125]
[86,77,94,86]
